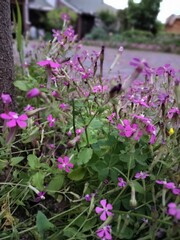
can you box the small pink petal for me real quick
[100,199,107,208]
[17,120,27,128]
[6,119,16,128]
[100,211,107,221]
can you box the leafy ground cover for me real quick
[0,16,180,240]
[84,28,180,54]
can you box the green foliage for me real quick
[98,10,117,28]
[127,0,162,34]
[85,27,109,40]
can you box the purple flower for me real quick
[118,177,127,188]
[96,225,112,240]
[47,114,56,127]
[75,128,84,135]
[24,104,34,111]
[107,112,116,124]
[0,112,28,128]
[156,180,180,195]
[57,156,74,173]
[167,202,180,220]
[26,88,40,99]
[35,191,46,202]
[85,194,91,202]
[135,171,149,179]
[1,93,12,104]
[61,13,70,21]
[167,107,180,119]
[37,59,60,68]
[59,103,69,110]
[95,199,113,221]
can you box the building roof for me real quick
[166,14,180,26]
[29,0,54,11]
[60,0,117,15]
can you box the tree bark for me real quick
[0,0,15,113]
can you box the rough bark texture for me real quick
[0,0,15,113]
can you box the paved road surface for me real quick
[14,41,180,78]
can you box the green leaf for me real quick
[78,148,93,165]
[0,159,8,171]
[36,211,54,238]
[14,81,30,91]
[68,167,86,181]
[10,156,24,166]
[132,180,144,194]
[27,154,40,169]
[47,174,64,195]
[63,227,86,239]
[32,172,45,190]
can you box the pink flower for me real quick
[167,202,180,220]
[107,112,116,124]
[75,128,84,135]
[167,107,180,119]
[26,88,40,98]
[0,112,28,128]
[96,225,112,240]
[57,156,74,173]
[35,191,46,202]
[95,199,113,221]
[118,177,127,188]
[24,105,34,111]
[135,171,149,179]
[61,13,70,21]
[47,114,56,127]
[156,180,180,195]
[117,120,139,138]
[59,103,69,110]
[1,93,12,104]
[37,59,60,68]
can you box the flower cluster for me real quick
[167,203,180,220]
[156,180,180,195]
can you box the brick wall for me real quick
[166,19,180,34]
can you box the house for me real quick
[165,14,180,34]
[56,0,117,39]
[11,0,53,36]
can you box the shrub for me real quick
[0,17,180,240]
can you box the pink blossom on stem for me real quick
[26,88,40,99]
[37,59,60,68]
[1,93,12,104]
[118,177,127,188]
[75,128,84,135]
[0,112,28,128]
[57,156,74,173]
[135,171,149,179]
[167,202,180,220]
[95,199,113,221]
[96,225,112,240]
[47,114,56,127]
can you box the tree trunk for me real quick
[0,0,15,113]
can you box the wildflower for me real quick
[96,225,112,240]
[156,180,180,195]
[57,156,74,173]
[95,199,113,221]
[26,88,40,99]
[85,194,91,202]
[118,177,127,188]
[37,59,60,68]
[24,104,34,111]
[1,93,12,104]
[75,128,84,135]
[167,202,180,220]
[0,112,28,128]
[59,103,69,110]
[47,114,56,127]
[107,112,116,124]
[135,171,149,179]
[61,13,70,21]
[35,191,46,202]
[167,107,180,119]
[168,128,174,136]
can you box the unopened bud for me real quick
[130,183,137,208]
